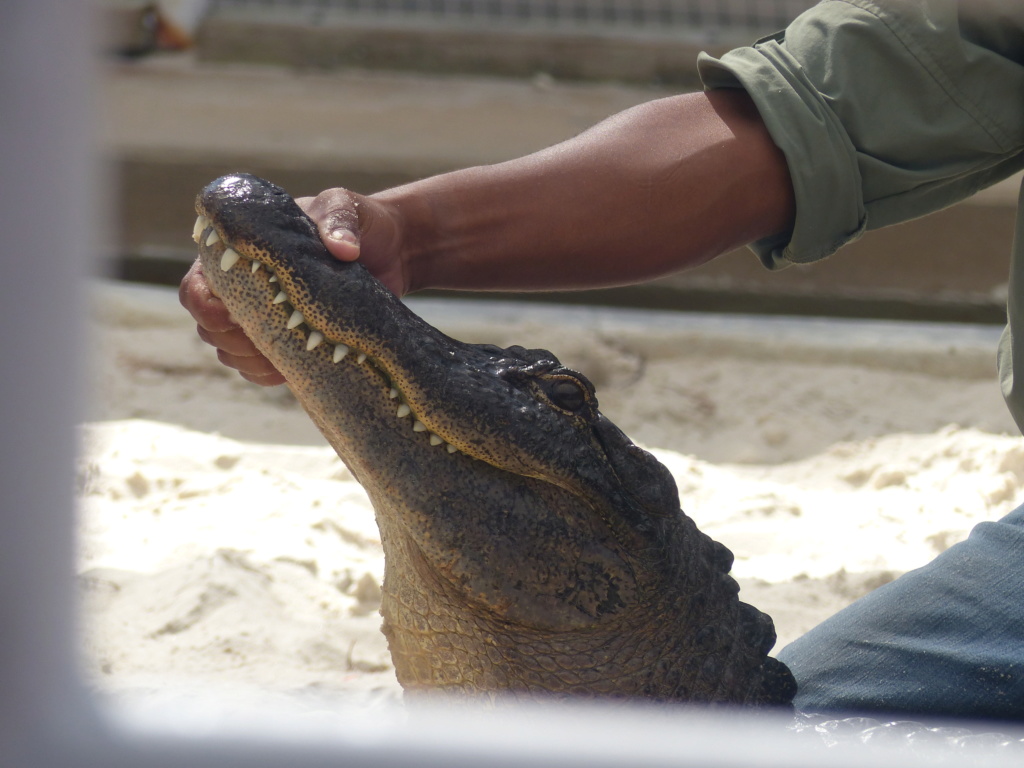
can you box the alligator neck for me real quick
[379,522,785,706]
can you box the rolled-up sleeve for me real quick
[697,0,1024,269]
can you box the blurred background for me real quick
[100,0,1018,323]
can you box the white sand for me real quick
[79,281,1023,711]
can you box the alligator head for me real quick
[193,174,796,708]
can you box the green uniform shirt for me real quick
[698,0,1024,429]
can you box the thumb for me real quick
[325,208,366,264]
[296,191,362,262]
[322,220,361,262]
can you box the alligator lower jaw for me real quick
[193,213,462,460]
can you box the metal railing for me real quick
[207,0,817,30]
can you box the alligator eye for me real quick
[546,378,587,412]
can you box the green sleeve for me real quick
[697,0,1024,270]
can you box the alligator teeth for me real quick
[192,216,209,243]
[200,237,461,456]
[220,248,241,271]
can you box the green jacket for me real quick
[699,0,1024,429]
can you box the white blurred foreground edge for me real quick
[0,2,1019,767]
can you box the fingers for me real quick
[179,258,287,386]
[218,349,288,387]
[179,258,237,333]
[194,322,259,358]
[297,190,363,262]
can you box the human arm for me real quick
[347,89,794,294]
[179,89,795,384]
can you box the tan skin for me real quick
[180,90,795,386]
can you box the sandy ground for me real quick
[79,280,1023,714]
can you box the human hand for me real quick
[296,187,408,297]
[179,257,288,386]
[180,185,406,386]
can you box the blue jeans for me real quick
[778,503,1024,722]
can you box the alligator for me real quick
[192,173,796,707]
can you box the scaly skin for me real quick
[193,174,796,707]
